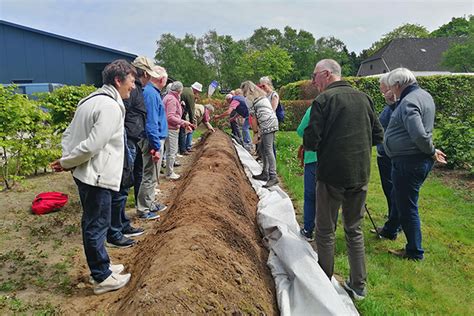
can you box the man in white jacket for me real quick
[51,60,136,295]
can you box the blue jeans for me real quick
[390,156,434,259]
[242,117,251,146]
[108,138,136,241]
[377,155,393,218]
[74,178,112,282]
[185,131,193,151]
[303,162,317,233]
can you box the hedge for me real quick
[279,75,474,121]
[278,75,474,171]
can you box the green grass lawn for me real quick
[275,131,474,315]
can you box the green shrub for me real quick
[435,116,474,172]
[279,80,318,100]
[279,100,313,131]
[38,85,96,133]
[0,86,57,189]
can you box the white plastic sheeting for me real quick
[234,141,359,316]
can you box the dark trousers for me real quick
[377,155,394,218]
[391,157,434,259]
[315,180,367,292]
[178,127,187,154]
[132,139,143,205]
[303,162,317,233]
[74,178,112,283]
[107,187,131,242]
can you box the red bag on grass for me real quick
[31,192,68,215]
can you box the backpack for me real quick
[31,192,68,215]
[271,92,285,123]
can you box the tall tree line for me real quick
[155,16,473,89]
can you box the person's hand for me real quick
[209,126,215,132]
[150,149,161,163]
[50,160,64,172]
[433,149,447,164]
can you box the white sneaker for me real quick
[93,272,131,295]
[166,173,180,180]
[89,264,125,284]
[176,153,183,158]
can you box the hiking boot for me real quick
[343,279,367,301]
[89,264,125,284]
[93,272,131,295]
[150,203,167,213]
[106,236,135,249]
[263,177,279,188]
[138,211,160,220]
[388,248,423,261]
[370,226,397,240]
[123,226,145,238]
[252,173,269,181]
[166,172,180,180]
[300,228,315,242]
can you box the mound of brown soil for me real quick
[80,131,277,314]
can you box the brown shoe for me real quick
[388,249,422,261]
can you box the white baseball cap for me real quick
[191,82,203,92]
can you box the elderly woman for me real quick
[382,68,446,260]
[241,81,279,188]
[163,81,194,180]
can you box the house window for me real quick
[383,70,387,73]
[370,65,373,70]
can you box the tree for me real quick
[248,27,283,50]
[431,16,473,37]
[155,34,214,86]
[235,45,293,86]
[314,36,356,76]
[280,26,317,82]
[366,23,430,56]
[442,36,474,72]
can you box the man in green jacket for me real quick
[179,82,202,154]
[303,59,383,301]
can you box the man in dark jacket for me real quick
[304,59,384,300]
[382,68,446,260]
[179,82,202,154]
[106,56,159,248]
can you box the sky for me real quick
[1,0,472,58]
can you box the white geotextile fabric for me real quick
[233,141,359,316]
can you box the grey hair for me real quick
[316,59,342,77]
[379,73,390,86]
[259,76,274,89]
[240,80,266,103]
[204,104,215,112]
[387,68,417,88]
[170,81,184,92]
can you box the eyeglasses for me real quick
[311,70,327,80]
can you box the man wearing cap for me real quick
[179,82,202,155]
[105,56,160,248]
[136,65,169,219]
[213,92,249,149]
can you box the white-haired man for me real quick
[136,65,169,219]
[304,59,384,300]
[382,68,446,260]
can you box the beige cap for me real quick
[132,56,159,78]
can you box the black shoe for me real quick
[300,228,314,242]
[388,248,422,261]
[263,177,279,188]
[122,226,145,238]
[106,236,135,248]
[252,173,269,181]
[370,226,397,240]
[343,280,367,300]
[174,161,181,167]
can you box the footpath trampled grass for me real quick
[275,131,474,315]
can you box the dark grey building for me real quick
[0,20,136,86]
[357,38,465,76]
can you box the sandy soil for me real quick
[0,130,278,315]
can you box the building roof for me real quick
[359,37,465,75]
[0,20,136,58]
